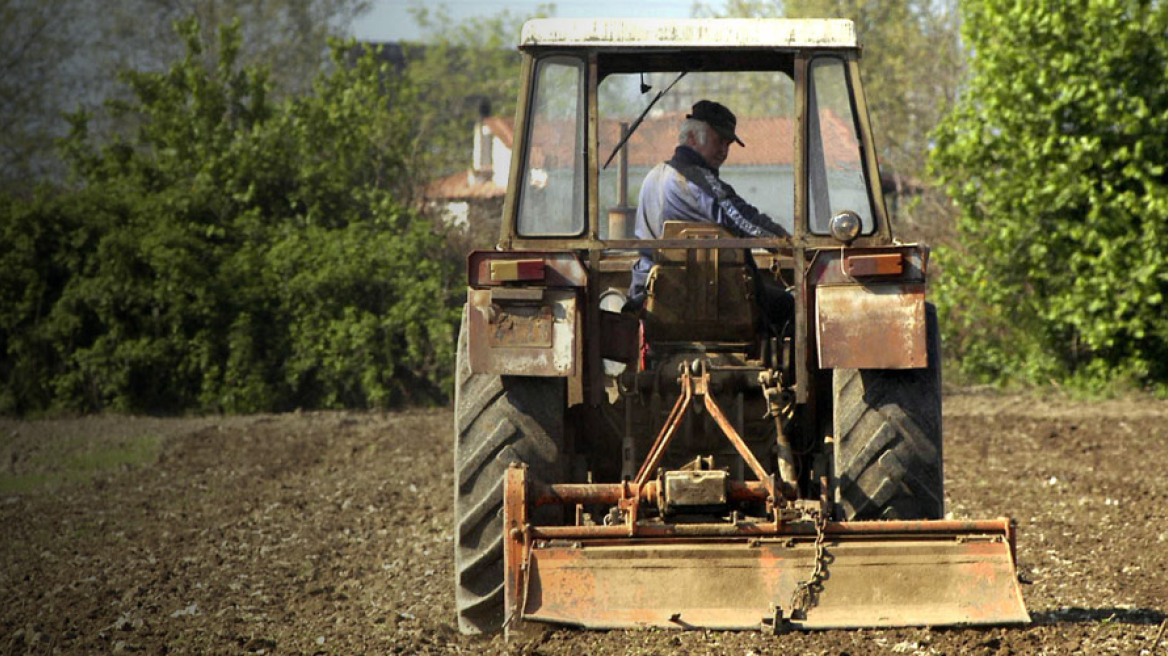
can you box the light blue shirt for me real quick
[629,146,787,297]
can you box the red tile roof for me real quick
[596,111,858,168]
[427,170,506,201]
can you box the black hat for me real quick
[687,99,744,146]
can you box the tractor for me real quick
[454,18,1029,634]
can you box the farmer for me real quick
[627,100,791,327]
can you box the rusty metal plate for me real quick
[844,252,903,277]
[487,304,553,348]
[468,288,576,376]
[815,283,926,370]
[518,532,1030,630]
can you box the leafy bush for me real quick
[929,0,1168,391]
[0,18,458,414]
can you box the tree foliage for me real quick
[401,6,540,178]
[930,0,1168,390]
[0,0,365,190]
[0,17,457,415]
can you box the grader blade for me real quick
[503,467,1031,631]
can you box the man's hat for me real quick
[687,99,744,146]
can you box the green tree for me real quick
[401,5,541,181]
[0,17,456,414]
[0,0,365,190]
[930,0,1168,390]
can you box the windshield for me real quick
[598,68,797,239]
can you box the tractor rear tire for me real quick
[831,303,943,521]
[453,309,565,634]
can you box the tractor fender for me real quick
[810,246,929,370]
[464,250,586,378]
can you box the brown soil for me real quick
[2,392,1166,655]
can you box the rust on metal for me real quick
[632,369,694,486]
[530,479,770,507]
[488,304,554,348]
[467,288,577,376]
[524,517,1020,541]
[808,245,928,286]
[518,533,1030,629]
[699,376,778,500]
[502,465,529,633]
[503,466,1031,631]
[631,364,777,505]
[844,252,903,277]
[815,283,927,369]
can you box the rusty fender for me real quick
[810,246,929,370]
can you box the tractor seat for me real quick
[641,221,758,345]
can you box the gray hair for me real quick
[678,118,711,147]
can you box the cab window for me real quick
[517,56,587,237]
[807,57,875,235]
[597,66,797,239]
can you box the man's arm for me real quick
[690,167,788,238]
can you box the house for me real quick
[426,115,514,230]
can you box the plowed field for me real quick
[2,392,1166,655]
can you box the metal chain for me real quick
[789,508,828,617]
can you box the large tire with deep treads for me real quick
[453,309,565,634]
[831,303,943,521]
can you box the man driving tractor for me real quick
[628,99,792,329]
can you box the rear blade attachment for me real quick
[502,466,1031,632]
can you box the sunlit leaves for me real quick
[0,17,457,414]
[930,0,1168,391]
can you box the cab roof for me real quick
[519,18,859,49]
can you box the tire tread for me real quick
[453,310,564,634]
[832,304,944,521]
